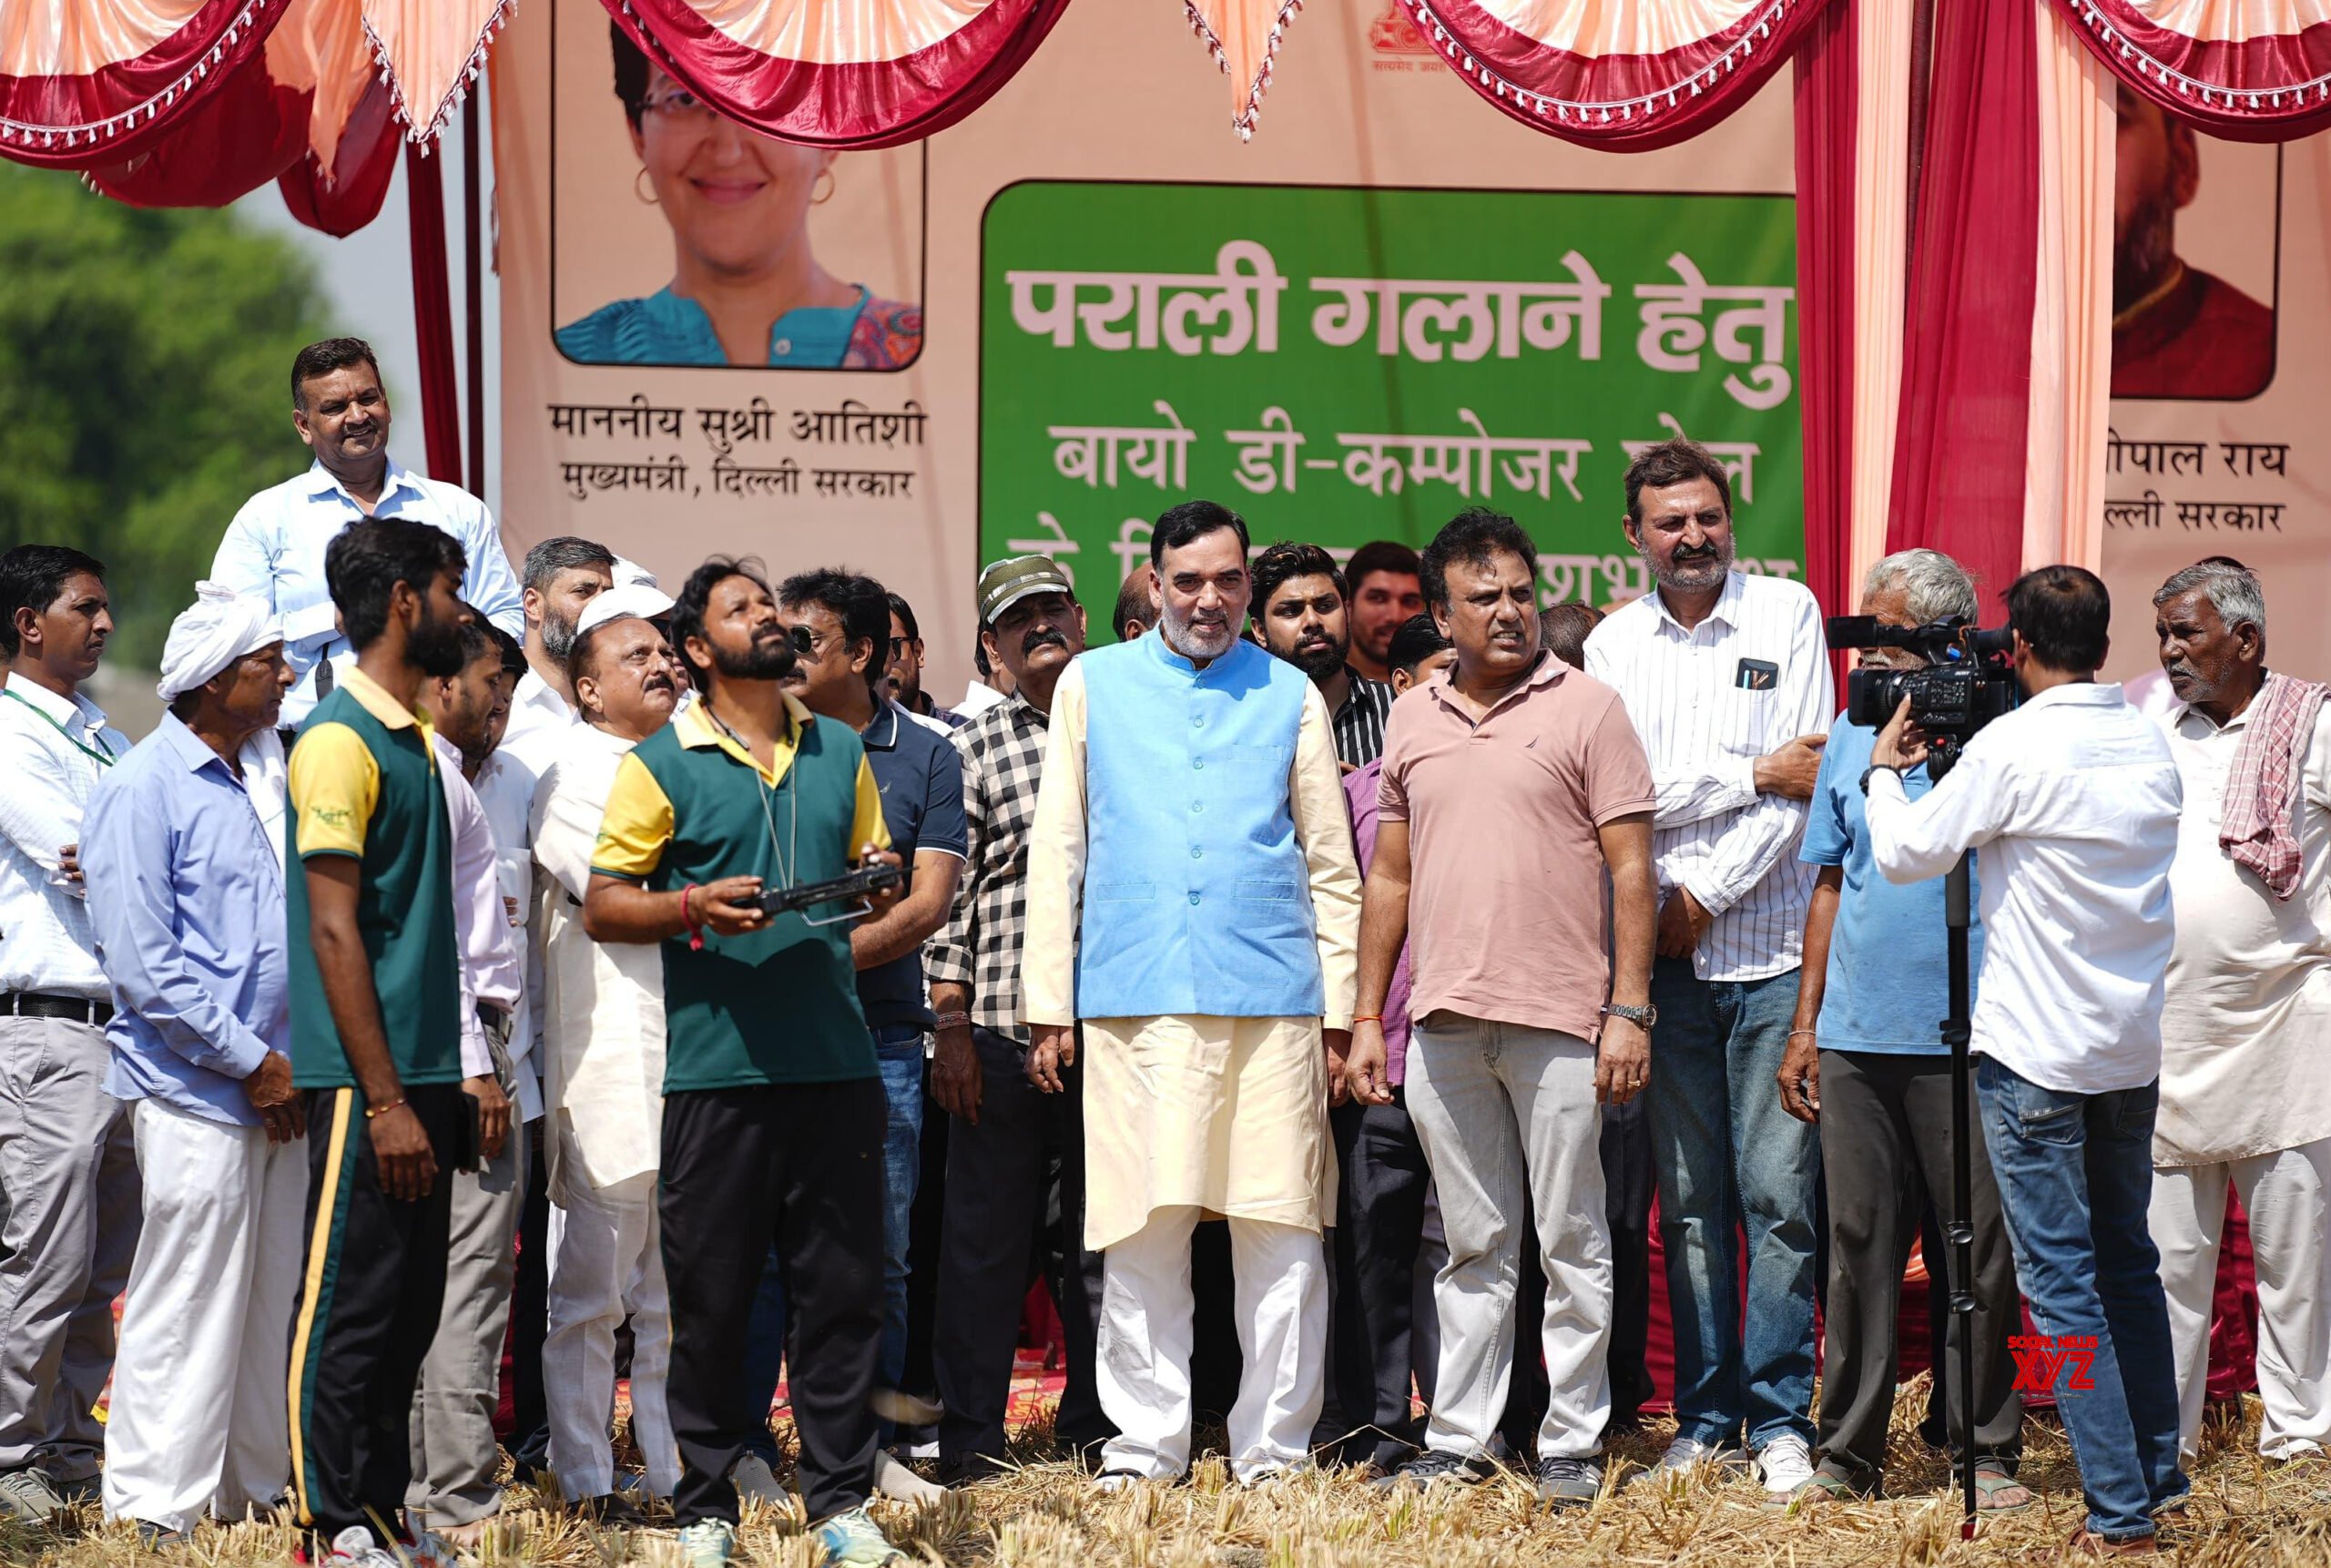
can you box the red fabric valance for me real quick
[1404,0,1837,150]
[605,0,1072,149]
[0,0,290,164]
[2051,0,2331,142]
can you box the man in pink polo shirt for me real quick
[1347,507,1658,1509]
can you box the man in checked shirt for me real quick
[1583,438,1831,1498]
[925,555,1115,1481]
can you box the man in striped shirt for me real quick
[1583,438,1831,1497]
[1249,542,1397,769]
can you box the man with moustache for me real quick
[1583,438,1831,1495]
[1250,542,1396,769]
[1352,510,1658,1507]
[1343,542,1426,687]
[2149,560,2331,1466]
[2112,85,2275,400]
[0,545,136,1522]
[83,587,300,1546]
[534,606,685,1519]
[585,559,904,1567]
[406,612,524,1543]
[213,338,522,728]
[280,519,476,1565]
[1023,501,1362,1487]
[928,556,1115,1479]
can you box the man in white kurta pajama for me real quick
[1022,502,1360,1485]
[2150,562,2331,1464]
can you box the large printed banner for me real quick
[496,0,1803,687]
[979,181,1800,631]
[2098,113,2330,685]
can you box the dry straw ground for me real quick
[14,1378,2331,1567]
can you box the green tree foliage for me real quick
[0,163,337,666]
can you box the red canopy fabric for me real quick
[605,0,1073,149]
[2052,0,2331,142]
[0,0,290,164]
[1402,0,1837,150]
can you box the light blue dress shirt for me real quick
[210,457,524,726]
[82,715,290,1126]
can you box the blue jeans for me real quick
[1976,1058,2186,1541]
[739,1026,926,1459]
[1644,958,1820,1451]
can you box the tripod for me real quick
[1941,847,1980,1536]
[1928,737,1981,1536]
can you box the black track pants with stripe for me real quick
[287,1084,463,1546]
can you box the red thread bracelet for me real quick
[680,883,706,952]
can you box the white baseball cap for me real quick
[575,581,676,637]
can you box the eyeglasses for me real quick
[639,85,718,129]
[887,637,914,657]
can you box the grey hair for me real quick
[521,535,616,596]
[1861,547,1978,624]
[2153,560,2265,634]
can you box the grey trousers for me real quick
[406,1107,527,1524]
[1815,1049,2022,1483]
[0,1015,139,1480]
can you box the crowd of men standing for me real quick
[0,333,2326,1567]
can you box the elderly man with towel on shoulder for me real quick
[80,585,304,1546]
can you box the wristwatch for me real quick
[1858,762,1901,796]
[1602,1002,1656,1030]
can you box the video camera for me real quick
[1824,616,2018,778]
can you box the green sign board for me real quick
[978,179,1801,639]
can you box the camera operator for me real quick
[1862,564,2187,1552]
[1776,550,2024,1511]
[581,557,908,1568]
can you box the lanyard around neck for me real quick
[3,686,114,768]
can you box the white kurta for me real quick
[530,723,668,1201]
[2157,700,2331,1166]
[1022,662,1360,1251]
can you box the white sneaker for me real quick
[317,1526,402,1568]
[730,1453,789,1505]
[1756,1434,1816,1497]
[1654,1436,1748,1475]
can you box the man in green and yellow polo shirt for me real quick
[583,556,904,1568]
[282,518,474,1567]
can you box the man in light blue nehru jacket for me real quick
[1022,500,1361,1489]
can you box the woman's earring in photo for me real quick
[634,168,659,206]
[812,168,836,206]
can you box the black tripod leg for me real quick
[1944,851,1979,1534]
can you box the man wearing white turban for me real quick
[79,585,303,1543]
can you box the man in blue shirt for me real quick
[211,337,523,728]
[79,586,304,1544]
[729,569,965,1498]
[1776,550,2025,1509]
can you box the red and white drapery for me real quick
[2053,0,2331,140]
[1399,0,1834,148]
[1,0,508,222]
[602,0,1072,149]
